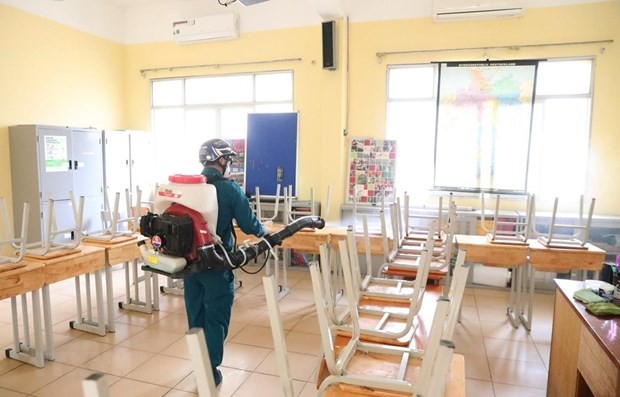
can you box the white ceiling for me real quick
[0,0,608,44]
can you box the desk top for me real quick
[0,261,45,299]
[454,234,528,267]
[83,235,147,266]
[26,245,106,284]
[235,225,332,253]
[555,279,620,368]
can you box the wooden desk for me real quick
[454,234,528,267]
[527,240,606,273]
[83,235,155,331]
[548,279,620,397]
[27,245,107,338]
[454,234,528,328]
[0,262,44,299]
[1,261,46,367]
[235,225,332,254]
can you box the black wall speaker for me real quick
[322,21,336,70]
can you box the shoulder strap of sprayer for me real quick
[205,174,237,251]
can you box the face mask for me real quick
[223,158,233,177]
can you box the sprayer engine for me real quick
[139,211,194,258]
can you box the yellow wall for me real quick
[0,4,125,221]
[123,2,620,217]
[1,2,619,231]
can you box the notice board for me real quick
[347,138,397,204]
[245,113,298,196]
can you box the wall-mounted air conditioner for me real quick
[172,13,239,44]
[433,0,526,21]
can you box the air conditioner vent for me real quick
[433,0,526,21]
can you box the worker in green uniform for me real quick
[184,138,268,387]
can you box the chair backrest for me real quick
[309,261,340,374]
[337,240,361,340]
[412,297,451,394]
[345,227,364,301]
[443,250,469,341]
[262,275,295,397]
[310,258,361,376]
[319,243,340,323]
[414,339,456,397]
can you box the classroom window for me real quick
[151,71,294,179]
[385,58,593,199]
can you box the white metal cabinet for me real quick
[9,125,104,243]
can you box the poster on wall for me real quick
[226,139,246,189]
[347,138,397,204]
[44,135,68,173]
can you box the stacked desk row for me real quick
[237,227,606,330]
[0,236,150,368]
[452,235,605,330]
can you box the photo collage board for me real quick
[347,138,397,204]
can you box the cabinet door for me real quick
[129,130,155,201]
[72,128,104,198]
[37,126,73,200]
[82,195,105,235]
[103,130,131,198]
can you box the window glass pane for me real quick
[254,103,294,113]
[528,98,590,198]
[386,101,436,194]
[152,80,183,107]
[388,66,435,99]
[255,72,293,102]
[152,108,185,180]
[221,106,253,140]
[186,108,218,171]
[186,75,253,104]
[536,60,592,96]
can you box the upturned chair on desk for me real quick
[0,196,29,264]
[310,250,469,397]
[532,195,596,249]
[86,187,142,242]
[22,192,84,257]
[381,201,458,294]
[329,239,434,344]
[479,193,534,245]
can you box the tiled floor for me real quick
[0,264,552,397]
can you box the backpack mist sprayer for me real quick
[137,175,325,279]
